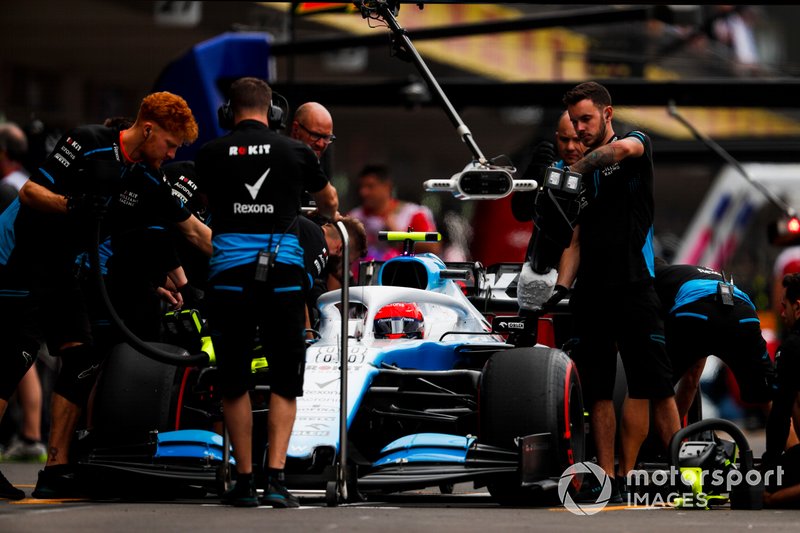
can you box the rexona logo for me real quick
[229,144,271,156]
[558,462,613,515]
[234,203,274,214]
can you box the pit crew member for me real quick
[196,77,337,507]
[653,260,774,419]
[553,81,680,498]
[0,92,203,499]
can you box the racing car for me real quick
[77,231,584,506]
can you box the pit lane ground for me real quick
[2,438,799,533]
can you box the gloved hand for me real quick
[177,283,205,311]
[531,141,556,168]
[543,284,569,310]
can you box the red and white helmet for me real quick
[374,302,425,339]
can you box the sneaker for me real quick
[260,477,300,508]
[221,475,258,508]
[31,465,84,499]
[2,436,48,462]
[0,469,25,500]
[572,474,623,505]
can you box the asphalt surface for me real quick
[2,435,800,533]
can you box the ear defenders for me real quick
[217,100,234,131]
[217,92,288,132]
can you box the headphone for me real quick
[217,91,288,132]
[145,127,151,138]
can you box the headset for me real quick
[217,91,288,132]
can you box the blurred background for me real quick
[3,2,800,428]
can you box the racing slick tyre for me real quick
[92,342,184,444]
[480,347,584,504]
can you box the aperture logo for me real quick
[558,462,612,515]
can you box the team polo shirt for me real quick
[195,120,329,278]
[575,131,656,288]
[654,263,755,314]
[0,125,124,271]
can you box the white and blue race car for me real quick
[77,234,583,505]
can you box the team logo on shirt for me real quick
[228,144,271,156]
[234,202,274,214]
[601,162,621,176]
[245,168,270,200]
[65,137,82,151]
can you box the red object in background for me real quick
[469,198,532,265]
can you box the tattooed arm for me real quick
[569,137,644,175]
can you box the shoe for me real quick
[221,475,258,507]
[31,465,84,499]
[0,469,25,500]
[616,476,631,503]
[572,474,623,505]
[2,436,48,462]
[260,477,300,508]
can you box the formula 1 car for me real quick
[76,231,583,506]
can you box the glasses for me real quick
[297,121,336,144]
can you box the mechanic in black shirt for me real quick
[654,260,773,419]
[196,77,337,507]
[763,273,800,507]
[299,215,367,332]
[163,160,210,294]
[552,82,680,497]
[0,92,206,499]
[105,156,208,340]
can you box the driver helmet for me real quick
[374,302,425,339]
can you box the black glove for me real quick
[177,283,205,311]
[512,141,557,222]
[543,284,569,310]
[531,141,556,169]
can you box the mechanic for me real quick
[289,102,335,161]
[160,161,211,308]
[511,110,585,236]
[348,164,440,261]
[763,273,800,507]
[0,121,50,465]
[196,77,337,508]
[551,81,680,500]
[508,112,585,345]
[104,134,211,341]
[299,214,367,331]
[0,92,204,500]
[289,102,337,211]
[653,259,774,420]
